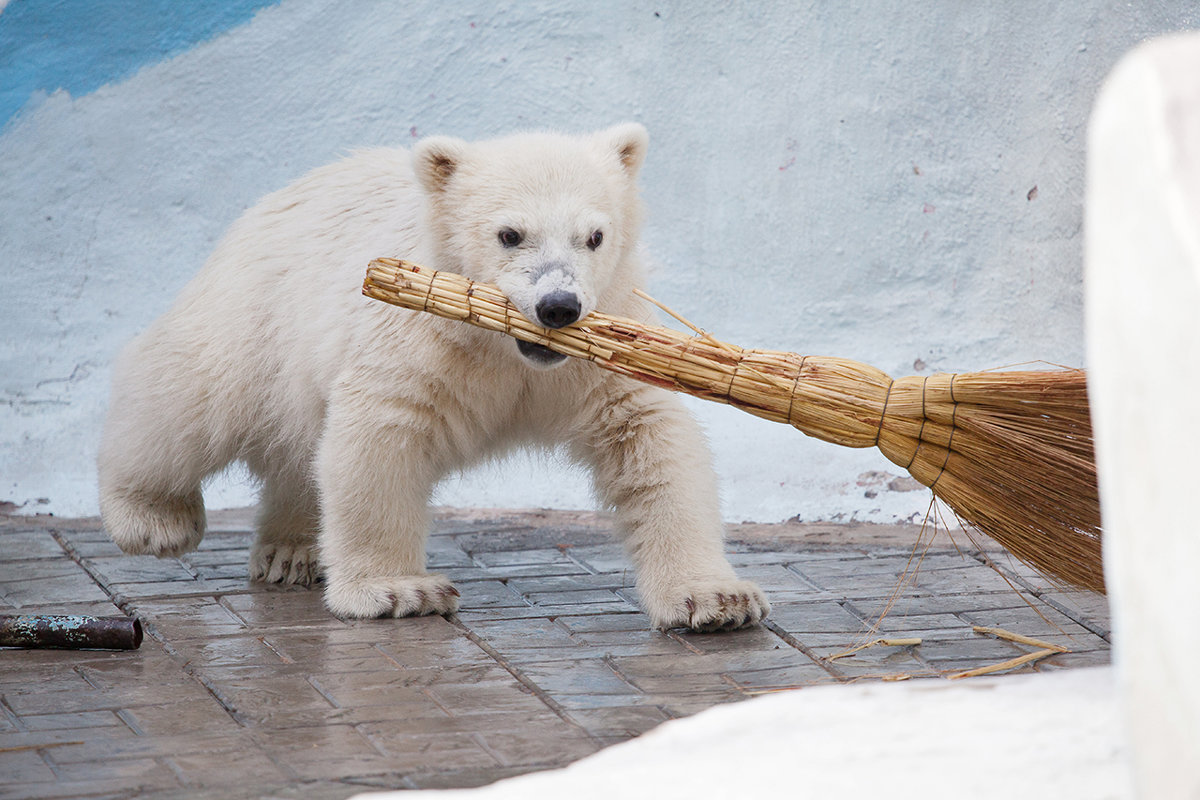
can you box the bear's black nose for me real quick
[535,291,581,329]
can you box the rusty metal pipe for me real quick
[0,614,142,650]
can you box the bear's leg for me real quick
[249,466,322,586]
[314,395,459,619]
[98,362,211,557]
[576,384,769,632]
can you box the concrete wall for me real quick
[1,1,1196,521]
[1088,31,1200,798]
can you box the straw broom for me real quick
[362,258,1103,593]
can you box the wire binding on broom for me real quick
[362,258,1104,593]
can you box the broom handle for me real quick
[361,259,1090,493]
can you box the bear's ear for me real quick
[594,122,649,179]
[413,136,469,195]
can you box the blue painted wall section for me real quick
[0,0,280,127]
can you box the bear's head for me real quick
[412,124,648,368]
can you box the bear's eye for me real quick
[587,230,603,251]
[498,228,523,248]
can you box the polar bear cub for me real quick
[98,124,769,631]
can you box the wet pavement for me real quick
[0,507,1111,799]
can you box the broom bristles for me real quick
[362,258,1104,593]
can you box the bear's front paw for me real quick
[250,541,321,586]
[323,574,460,619]
[648,579,770,633]
[102,490,205,558]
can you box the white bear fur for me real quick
[97,124,768,631]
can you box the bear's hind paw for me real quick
[250,541,321,586]
[323,574,460,619]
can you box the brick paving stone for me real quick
[166,746,294,789]
[549,692,664,711]
[47,755,179,783]
[452,605,585,623]
[31,729,239,765]
[473,548,578,568]
[399,765,543,791]
[1038,591,1112,637]
[219,591,346,629]
[908,565,1034,595]
[540,600,643,617]
[561,544,632,574]
[105,577,257,601]
[17,710,125,732]
[564,705,671,737]
[120,699,236,737]
[0,509,1112,797]
[310,663,514,707]
[180,548,249,567]
[610,647,818,682]
[726,660,834,690]
[852,610,967,633]
[356,727,502,772]
[1,569,113,607]
[0,529,67,560]
[911,636,1028,665]
[562,629,694,659]
[2,748,58,783]
[165,633,289,668]
[510,659,637,696]
[857,590,1038,617]
[452,527,611,555]
[423,677,556,717]
[454,580,529,609]
[475,727,602,767]
[554,612,654,633]
[128,596,250,638]
[458,617,577,650]
[82,555,199,584]
[4,682,205,717]
[755,599,870,634]
[666,624,797,654]
[372,640,498,672]
[653,693,748,718]
[425,539,476,569]
[204,673,340,727]
[807,643,931,680]
[258,723,392,781]
[524,588,629,607]
[505,574,634,595]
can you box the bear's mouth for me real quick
[516,339,568,366]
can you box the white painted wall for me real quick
[2,1,1196,520]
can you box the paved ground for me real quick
[0,507,1111,799]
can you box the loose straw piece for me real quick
[827,638,923,661]
[947,649,1062,680]
[946,626,1070,680]
[971,625,1068,653]
[362,259,1105,594]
